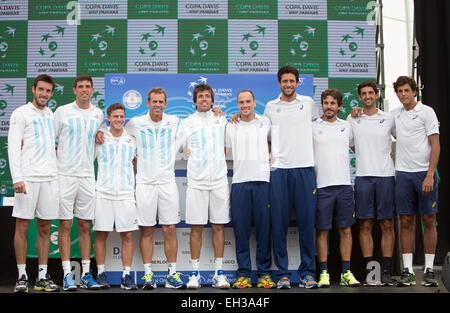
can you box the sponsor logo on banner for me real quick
[328,21,376,78]
[328,0,372,21]
[178,20,227,73]
[178,0,228,19]
[78,0,127,19]
[127,0,177,19]
[28,0,72,20]
[77,20,126,77]
[27,20,77,77]
[128,20,177,73]
[278,0,327,20]
[0,21,27,77]
[229,20,278,73]
[228,0,277,19]
[0,1,28,20]
[278,20,328,77]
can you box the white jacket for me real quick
[95,129,136,200]
[54,101,104,177]
[8,102,57,183]
[180,110,228,190]
[125,113,181,184]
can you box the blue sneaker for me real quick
[63,272,77,291]
[80,272,101,290]
[121,274,137,290]
[96,272,110,289]
[165,272,187,289]
[142,272,157,290]
[299,275,319,289]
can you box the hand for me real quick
[95,130,105,145]
[269,155,275,166]
[350,107,362,118]
[212,107,225,117]
[14,182,26,194]
[230,113,241,124]
[422,175,434,195]
[185,148,191,158]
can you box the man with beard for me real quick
[9,74,60,292]
[313,89,359,288]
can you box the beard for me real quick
[34,95,48,108]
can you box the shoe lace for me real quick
[142,272,153,282]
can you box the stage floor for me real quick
[0,266,447,294]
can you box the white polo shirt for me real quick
[312,118,353,188]
[347,109,395,177]
[8,102,57,184]
[95,129,137,200]
[54,101,104,177]
[264,94,320,169]
[225,114,271,184]
[180,110,228,190]
[391,102,439,172]
[125,113,181,185]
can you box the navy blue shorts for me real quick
[316,185,355,230]
[354,176,395,220]
[395,171,438,215]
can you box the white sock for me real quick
[402,253,413,273]
[81,259,90,276]
[97,264,106,275]
[122,266,131,278]
[191,259,200,272]
[17,264,27,279]
[168,263,176,276]
[214,258,223,276]
[38,264,47,280]
[424,254,435,272]
[143,263,152,275]
[62,260,71,277]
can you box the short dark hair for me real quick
[74,74,94,88]
[277,66,299,83]
[147,87,167,102]
[107,102,125,117]
[321,88,343,107]
[358,81,378,95]
[237,89,255,101]
[33,74,55,91]
[193,84,214,104]
[393,76,418,94]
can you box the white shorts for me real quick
[136,182,180,227]
[12,180,59,220]
[93,198,139,233]
[58,175,96,220]
[185,185,231,225]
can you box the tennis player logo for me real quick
[0,25,16,59]
[39,25,65,58]
[0,83,14,117]
[89,25,115,58]
[289,26,316,58]
[239,25,266,58]
[139,25,166,57]
[339,26,365,59]
[189,25,216,58]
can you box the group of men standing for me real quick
[8,65,440,292]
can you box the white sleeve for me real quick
[425,107,439,136]
[7,109,25,184]
[310,98,320,121]
[53,107,62,143]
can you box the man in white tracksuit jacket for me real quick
[180,83,230,289]
[8,74,60,293]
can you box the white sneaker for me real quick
[187,271,201,289]
[212,270,230,289]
